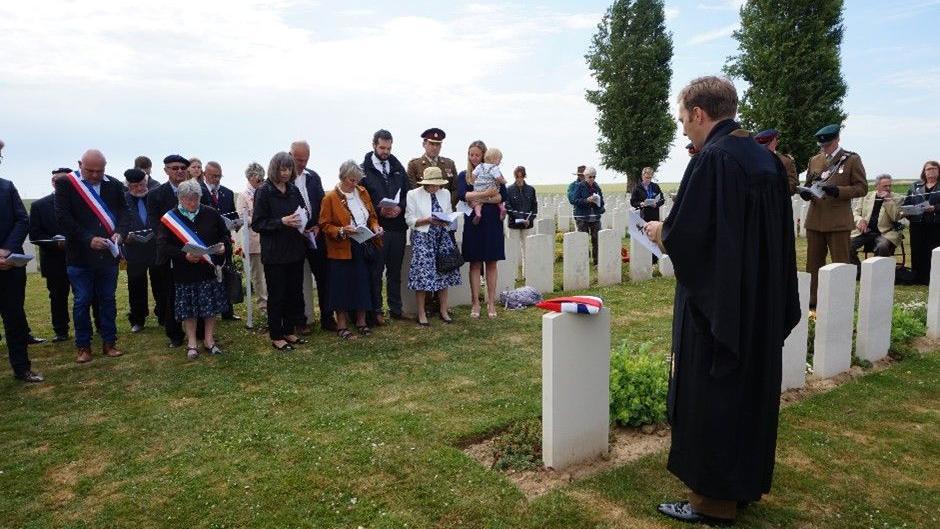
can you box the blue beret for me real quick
[163,154,190,167]
[421,128,446,142]
[814,124,841,143]
[754,129,779,144]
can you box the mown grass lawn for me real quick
[0,237,936,528]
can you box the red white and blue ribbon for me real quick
[536,296,603,315]
[66,171,116,235]
[160,209,213,265]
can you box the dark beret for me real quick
[814,124,840,144]
[52,167,73,175]
[754,129,779,144]
[421,128,446,142]
[163,154,190,167]
[124,168,147,183]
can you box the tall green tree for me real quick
[724,0,847,171]
[586,0,675,190]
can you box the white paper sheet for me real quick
[182,242,225,256]
[5,253,34,267]
[349,226,376,244]
[628,209,663,258]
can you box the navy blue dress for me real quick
[457,170,506,262]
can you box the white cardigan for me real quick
[405,187,453,233]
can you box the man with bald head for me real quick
[55,150,133,363]
[290,140,335,333]
[0,139,44,382]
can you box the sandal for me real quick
[488,311,498,319]
[272,341,294,351]
[285,336,308,345]
[204,343,222,355]
[470,307,481,319]
[356,325,372,336]
[186,347,199,360]
[337,328,356,340]
[439,313,453,324]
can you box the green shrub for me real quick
[490,418,543,471]
[889,304,926,360]
[609,339,668,427]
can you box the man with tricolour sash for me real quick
[798,124,867,308]
[54,149,132,363]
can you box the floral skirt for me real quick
[175,278,228,321]
[408,227,462,292]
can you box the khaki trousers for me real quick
[806,229,851,306]
[689,491,737,520]
[249,253,268,310]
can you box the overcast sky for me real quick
[1,0,937,198]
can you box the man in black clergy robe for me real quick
[645,76,800,526]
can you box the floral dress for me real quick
[408,194,462,292]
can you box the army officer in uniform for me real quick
[755,129,798,195]
[406,128,459,207]
[798,124,867,308]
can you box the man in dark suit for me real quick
[55,149,133,363]
[290,140,335,333]
[203,161,240,320]
[29,168,75,342]
[146,155,212,347]
[360,129,408,322]
[0,139,43,382]
[123,169,163,332]
[134,156,162,191]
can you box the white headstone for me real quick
[601,212,613,230]
[536,217,555,236]
[596,229,621,286]
[629,235,652,282]
[928,248,940,339]
[856,257,894,362]
[557,215,572,233]
[563,231,590,291]
[541,205,557,225]
[782,271,811,391]
[448,262,473,308]
[22,241,39,274]
[399,244,417,317]
[302,260,314,324]
[542,308,611,470]
[496,252,517,295]
[525,234,554,294]
[612,208,629,239]
[813,263,856,378]
[658,254,674,277]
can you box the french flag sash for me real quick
[160,209,213,265]
[66,171,116,236]
[536,295,603,315]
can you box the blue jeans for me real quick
[67,265,118,347]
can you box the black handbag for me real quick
[223,263,244,305]
[435,229,464,274]
[359,239,379,263]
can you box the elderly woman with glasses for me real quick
[251,152,314,351]
[156,179,231,360]
[236,162,267,311]
[319,160,383,340]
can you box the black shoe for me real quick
[52,334,70,343]
[168,339,184,348]
[26,334,46,345]
[389,311,405,320]
[657,501,733,527]
[222,314,241,321]
[15,370,44,383]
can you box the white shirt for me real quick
[295,169,313,213]
[370,153,389,176]
[344,188,369,227]
[82,178,101,195]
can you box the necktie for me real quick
[381,161,389,178]
[212,189,219,206]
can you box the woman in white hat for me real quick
[405,167,462,326]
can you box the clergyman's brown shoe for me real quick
[76,347,92,363]
[102,343,123,358]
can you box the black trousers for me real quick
[908,222,939,285]
[576,219,601,265]
[45,271,71,336]
[306,241,334,327]
[160,262,185,342]
[265,260,306,340]
[371,229,406,316]
[850,232,896,267]
[0,267,30,376]
[127,262,166,326]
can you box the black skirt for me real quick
[328,241,374,311]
